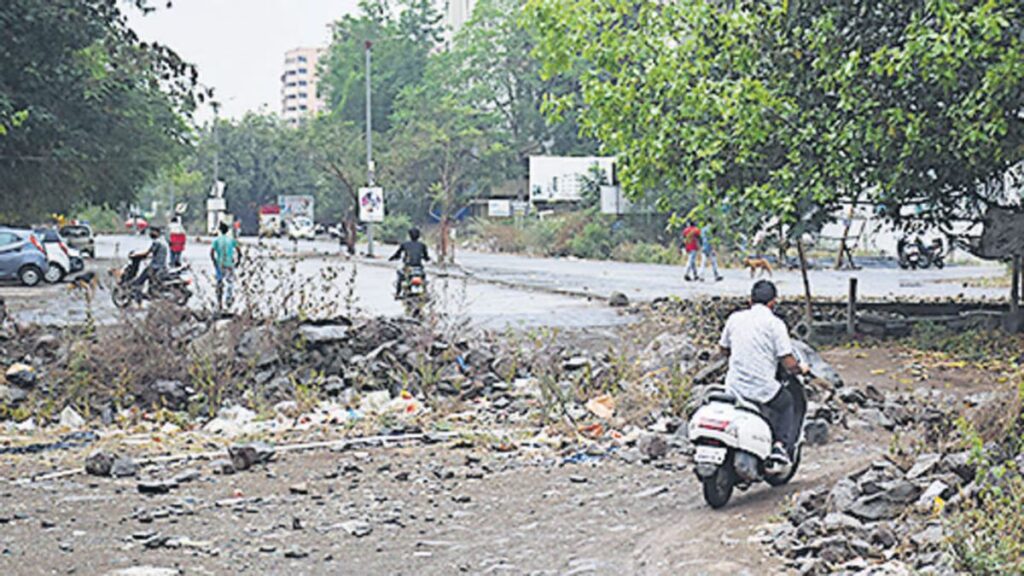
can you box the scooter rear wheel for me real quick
[702,463,735,509]
[111,286,132,309]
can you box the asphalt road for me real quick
[1,233,1008,328]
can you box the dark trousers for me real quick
[765,386,796,451]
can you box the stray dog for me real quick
[743,257,773,278]
[67,271,99,293]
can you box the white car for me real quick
[286,217,316,240]
[34,228,73,283]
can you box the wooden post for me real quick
[796,238,814,335]
[847,277,858,336]
[1012,255,1021,315]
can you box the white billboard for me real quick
[529,156,615,204]
[359,187,385,223]
[279,195,315,220]
[487,199,512,218]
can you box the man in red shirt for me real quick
[168,217,186,267]
[682,221,701,281]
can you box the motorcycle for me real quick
[397,265,428,317]
[688,347,815,509]
[920,238,945,269]
[111,253,193,308]
[898,237,922,269]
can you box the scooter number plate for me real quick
[694,446,728,465]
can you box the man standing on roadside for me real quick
[168,216,186,267]
[682,221,701,282]
[699,226,724,282]
[211,221,242,311]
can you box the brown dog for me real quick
[67,271,99,293]
[743,257,773,278]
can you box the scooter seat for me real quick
[707,390,737,404]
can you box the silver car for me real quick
[0,227,50,286]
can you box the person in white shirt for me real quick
[719,280,809,466]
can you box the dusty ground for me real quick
[5,342,991,576]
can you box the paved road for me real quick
[2,234,1006,328]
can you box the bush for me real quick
[376,213,413,245]
[568,220,613,259]
[612,242,682,265]
[75,205,121,233]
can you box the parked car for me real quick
[33,228,73,283]
[0,227,49,286]
[68,248,85,274]
[286,217,316,240]
[59,224,95,258]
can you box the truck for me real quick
[258,204,282,237]
[258,196,316,238]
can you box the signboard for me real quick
[600,185,635,215]
[359,187,385,223]
[279,195,315,219]
[487,199,512,218]
[529,156,615,204]
[511,200,530,216]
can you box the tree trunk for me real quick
[1011,255,1021,315]
[439,216,450,264]
[777,221,787,266]
[344,217,356,256]
[835,205,854,270]
[796,239,814,336]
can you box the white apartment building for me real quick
[445,0,477,35]
[281,47,326,125]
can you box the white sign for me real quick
[511,200,530,216]
[210,180,226,198]
[600,185,635,215]
[529,155,615,204]
[487,200,512,218]
[359,187,385,223]
[279,195,315,219]
[206,197,226,212]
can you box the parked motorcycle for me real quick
[688,346,815,509]
[111,253,192,308]
[920,238,945,269]
[397,265,428,317]
[898,237,945,270]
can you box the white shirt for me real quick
[719,304,794,403]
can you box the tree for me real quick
[303,114,367,253]
[0,0,203,223]
[388,57,506,261]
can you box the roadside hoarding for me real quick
[359,187,385,223]
[487,199,512,218]
[278,195,315,220]
[528,156,615,204]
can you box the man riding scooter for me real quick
[388,228,430,299]
[132,226,169,303]
[718,280,809,467]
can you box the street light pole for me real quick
[364,40,375,258]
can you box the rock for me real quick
[562,357,590,371]
[228,442,275,471]
[289,482,309,495]
[0,384,28,405]
[796,517,823,539]
[881,479,922,505]
[340,520,372,537]
[826,478,859,514]
[838,387,867,406]
[915,480,949,514]
[203,405,257,436]
[34,333,60,356]
[869,524,899,549]
[5,363,36,388]
[637,332,696,375]
[85,451,114,477]
[105,567,182,576]
[637,434,668,460]
[284,546,310,559]
[822,512,865,533]
[111,456,138,478]
[608,292,630,307]
[569,475,588,484]
[58,406,86,429]
[298,323,350,345]
[210,459,235,475]
[940,451,975,482]
[171,469,200,484]
[858,408,895,430]
[911,524,945,551]
[143,380,188,410]
[906,453,941,480]
[236,326,280,366]
[137,480,176,495]
[804,419,829,446]
[848,494,903,522]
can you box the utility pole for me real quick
[364,40,375,258]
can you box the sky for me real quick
[128,0,361,120]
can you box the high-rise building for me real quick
[281,47,326,125]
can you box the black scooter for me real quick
[111,253,192,308]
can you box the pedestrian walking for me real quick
[682,221,701,281]
[211,221,243,311]
[168,217,186,267]
[699,227,724,282]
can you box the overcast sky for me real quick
[128,0,361,120]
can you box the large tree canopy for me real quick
[0,0,203,223]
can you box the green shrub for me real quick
[75,205,121,233]
[568,220,612,259]
[612,242,681,265]
[376,213,413,244]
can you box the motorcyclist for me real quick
[718,280,809,467]
[131,226,169,302]
[389,228,430,298]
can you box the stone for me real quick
[284,546,310,559]
[111,456,138,478]
[859,408,895,430]
[5,363,36,388]
[848,494,903,522]
[826,478,859,514]
[637,332,696,375]
[608,292,630,307]
[915,480,949,514]
[0,384,28,405]
[822,512,865,533]
[940,451,975,482]
[562,357,590,371]
[804,419,829,446]
[796,517,823,539]
[210,459,235,475]
[137,480,176,495]
[906,453,941,480]
[58,406,86,429]
[289,482,310,495]
[340,520,372,537]
[171,469,200,484]
[143,380,188,410]
[870,524,899,549]
[297,323,351,345]
[236,326,280,367]
[637,434,668,460]
[228,442,275,471]
[881,479,922,505]
[911,524,945,551]
[838,387,867,406]
[105,568,182,576]
[85,451,114,477]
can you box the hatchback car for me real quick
[0,227,49,286]
[59,224,95,258]
[34,228,74,283]
[286,217,316,240]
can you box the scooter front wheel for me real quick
[765,445,801,487]
[702,463,736,509]
[111,286,132,309]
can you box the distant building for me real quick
[281,47,326,125]
[444,0,476,37]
